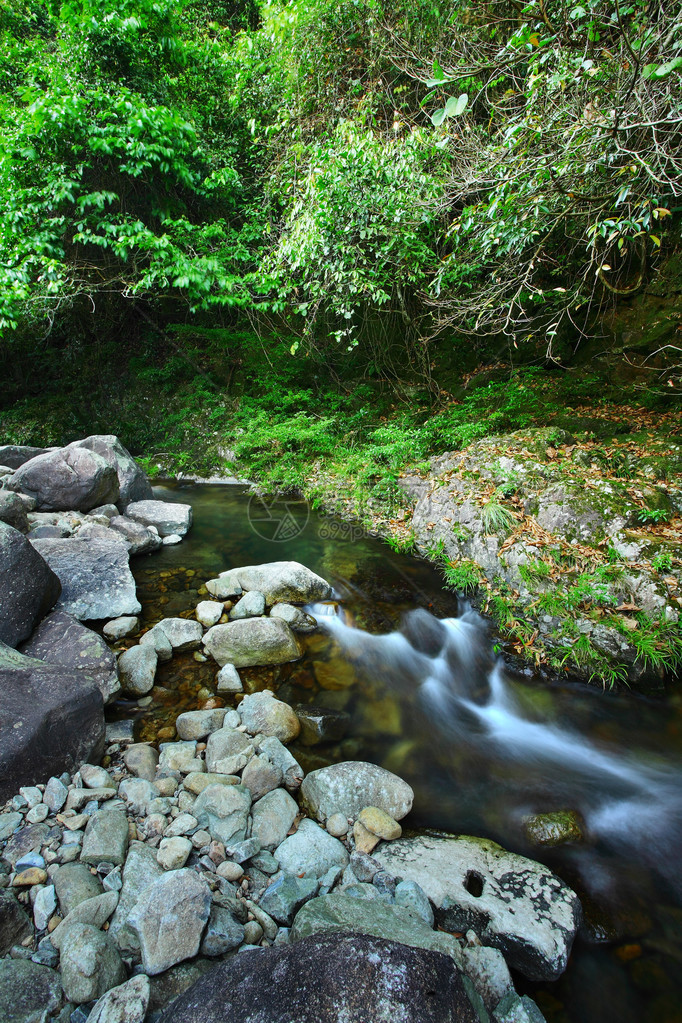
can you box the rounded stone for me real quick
[358,807,402,841]
[157,837,192,871]
[326,813,349,838]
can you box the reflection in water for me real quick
[319,606,682,897]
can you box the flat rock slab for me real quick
[81,808,130,866]
[374,834,581,981]
[203,617,301,668]
[125,500,192,537]
[0,521,61,647]
[30,534,141,619]
[0,642,104,802]
[20,609,120,703]
[8,444,120,511]
[300,761,414,823]
[159,932,480,1023]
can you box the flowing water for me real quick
[115,482,682,1023]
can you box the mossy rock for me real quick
[523,810,585,848]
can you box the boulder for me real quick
[50,891,120,949]
[176,709,228,741]
[53,862,104,916]
[205,726,254,774]
[155,617,203,652]
[275,819,349,879]
[0,444,52,468]
[122,743,158,781]
[203,618,301,668]
[238,690,300,742]
[118,644,158,696]
[270,602,317,633]
[0,521,61,647]
[0,491,29,532]
[200,906,245,956]
[0,642,104,801]
[125,499,192,537]
[72,435,153,507]
[300,762,413,823]
[0,959,62,1023]
[8,444,120,511]
[195,600,224,628]
[374,834,581,981]
[230,590,266,619]
[109,515,162,555]
[19,609,120,704]
[103,616,139,641]
[59,922,126,1003]
[108,842,164,952]
[259,875,318,926]
[127,868,212,975]
[81,808,130,866]
[522,810,584,848]
[250,787,299,851]
[294,705,350,746]
[193,784,251,846]
[30,534,141,619]
[220,561,331,605]
[158,932,480,1023]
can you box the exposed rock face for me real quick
[374,834,581,981]
[125,500,192,537]
[73,435,153,508]
[30,534,141,619]
[159,932,481,1023]
[0,521,61,647]
[0,642,104,801]
[8,444,120,511]
[20,609,120,703]
[203,618,301,668]
[300,762,414,823]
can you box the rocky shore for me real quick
[0,438,583,1023]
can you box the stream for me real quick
[115,482,682,1023]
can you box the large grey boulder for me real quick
[0,444,52,468]
[300,761,414,823]
[19,609,120,703]
[0,491,29,532]
[374,834,581,981]
[127,868,212,975]
[0,959,63,1023]
[213,561,330,606]
[125,499,192,538]
[203,618,301,668]
[275,819,349,879]
[73,435,153,507]
[30,534,141,619]
[0,642,104,801]
[8,444,120,511]
[158,932,481,1023]
[0,521,61,647]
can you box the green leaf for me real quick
[444,94,469,117]
[431,108,447,127]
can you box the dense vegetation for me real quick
[0,0,680,681]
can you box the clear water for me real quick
[116,482,682,1023]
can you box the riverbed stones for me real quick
[159,741,203,775]
[0,444,51,469]
[8,444,120,511]
[275,819,348,879]
[127,868,212,974]
[0,643,105,801]
[238,690,300,742]
[225,561,331,605]
[295,705,350,746]
[251,787,299,851]
[119,778,160,816]
[205,726,253,774]
[230,590,266,619]
[216,662,243,692]
[161,932,480,1023]
[200,906,245,957]
[0,811,22,841]
[50,891,120,949]
[59,922,126,1002]
[30,533,141,619]
[139,623,173,662]
[122,743,159,781]
[270,602,317,633]
[373,834,581,981]
[0,889,32,953]
[195,600,224,628]
[241,754,283,801]
[103,616,139,641]
[108,842,164,951]
[259,875,319,926]
[109,515,162,555]
[176,709,227,741]
[522,810,584,848]
[0,959,63,1023]
[53,862,104,916]
[257,737,304,791]
[32,885,58,932]
[193,784,251,846]
[358,806,402,841]
[203,617,301,668]
[118,644,157,696]
[81,808,130,866]
[300,762,414,823]
[72,435,153,508]
[155,617,203,652]
[125,499,193,537]
[157,837,192,870]
[0,521,61,647]
[87,974,151,1023]
[20,610,120,704]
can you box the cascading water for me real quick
[315,604,682,895]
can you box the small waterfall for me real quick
[315,605,682,888]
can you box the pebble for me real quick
[13,867,48,887]
[157,837,192,871]
[243,920,264,945]
[19,787,43,809]
[216,861,244,882]
[15,852,46,872]
[326,813,349,838]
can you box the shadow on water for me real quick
[116,482,682,1023]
